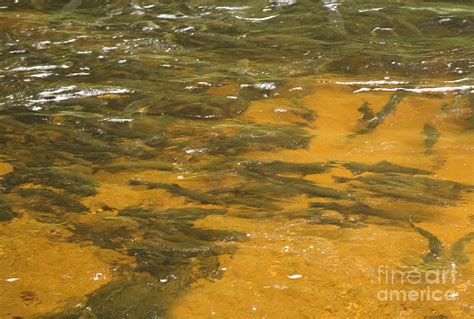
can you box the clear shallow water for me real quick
[0,0,473,318]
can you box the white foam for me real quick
[215,6,250,11]
[353,85,473,94]
[32,86,132,103]
[445,77,473,83]
[359,8,383,13]
[336,80,408,85]
[7,64,69,72]
[234,14,279,22]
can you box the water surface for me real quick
[0,0,473,318]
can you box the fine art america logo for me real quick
[376,265,459,302]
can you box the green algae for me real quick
[423,124,440,154]
[310,201,401,221]
[99,161,175,173]
[451,232,474,265]
[129,180,225,206]
[204,124,311,155]
[288,208,366,229]
[404,219,473,272]
[409,216,444,263]
[244,160,332,176]
[129,179,283,211]
[18,188,88,213]
[4,167,98,196]
[0,1,473,317]
[342,160,432,175]
[53,206,245,318]
[351,92,407,137]
[257,174,347,199]
[334,173,473,206]
[0,197,17,222]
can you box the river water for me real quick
[0,0,473,318]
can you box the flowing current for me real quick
[0,1,473,318]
